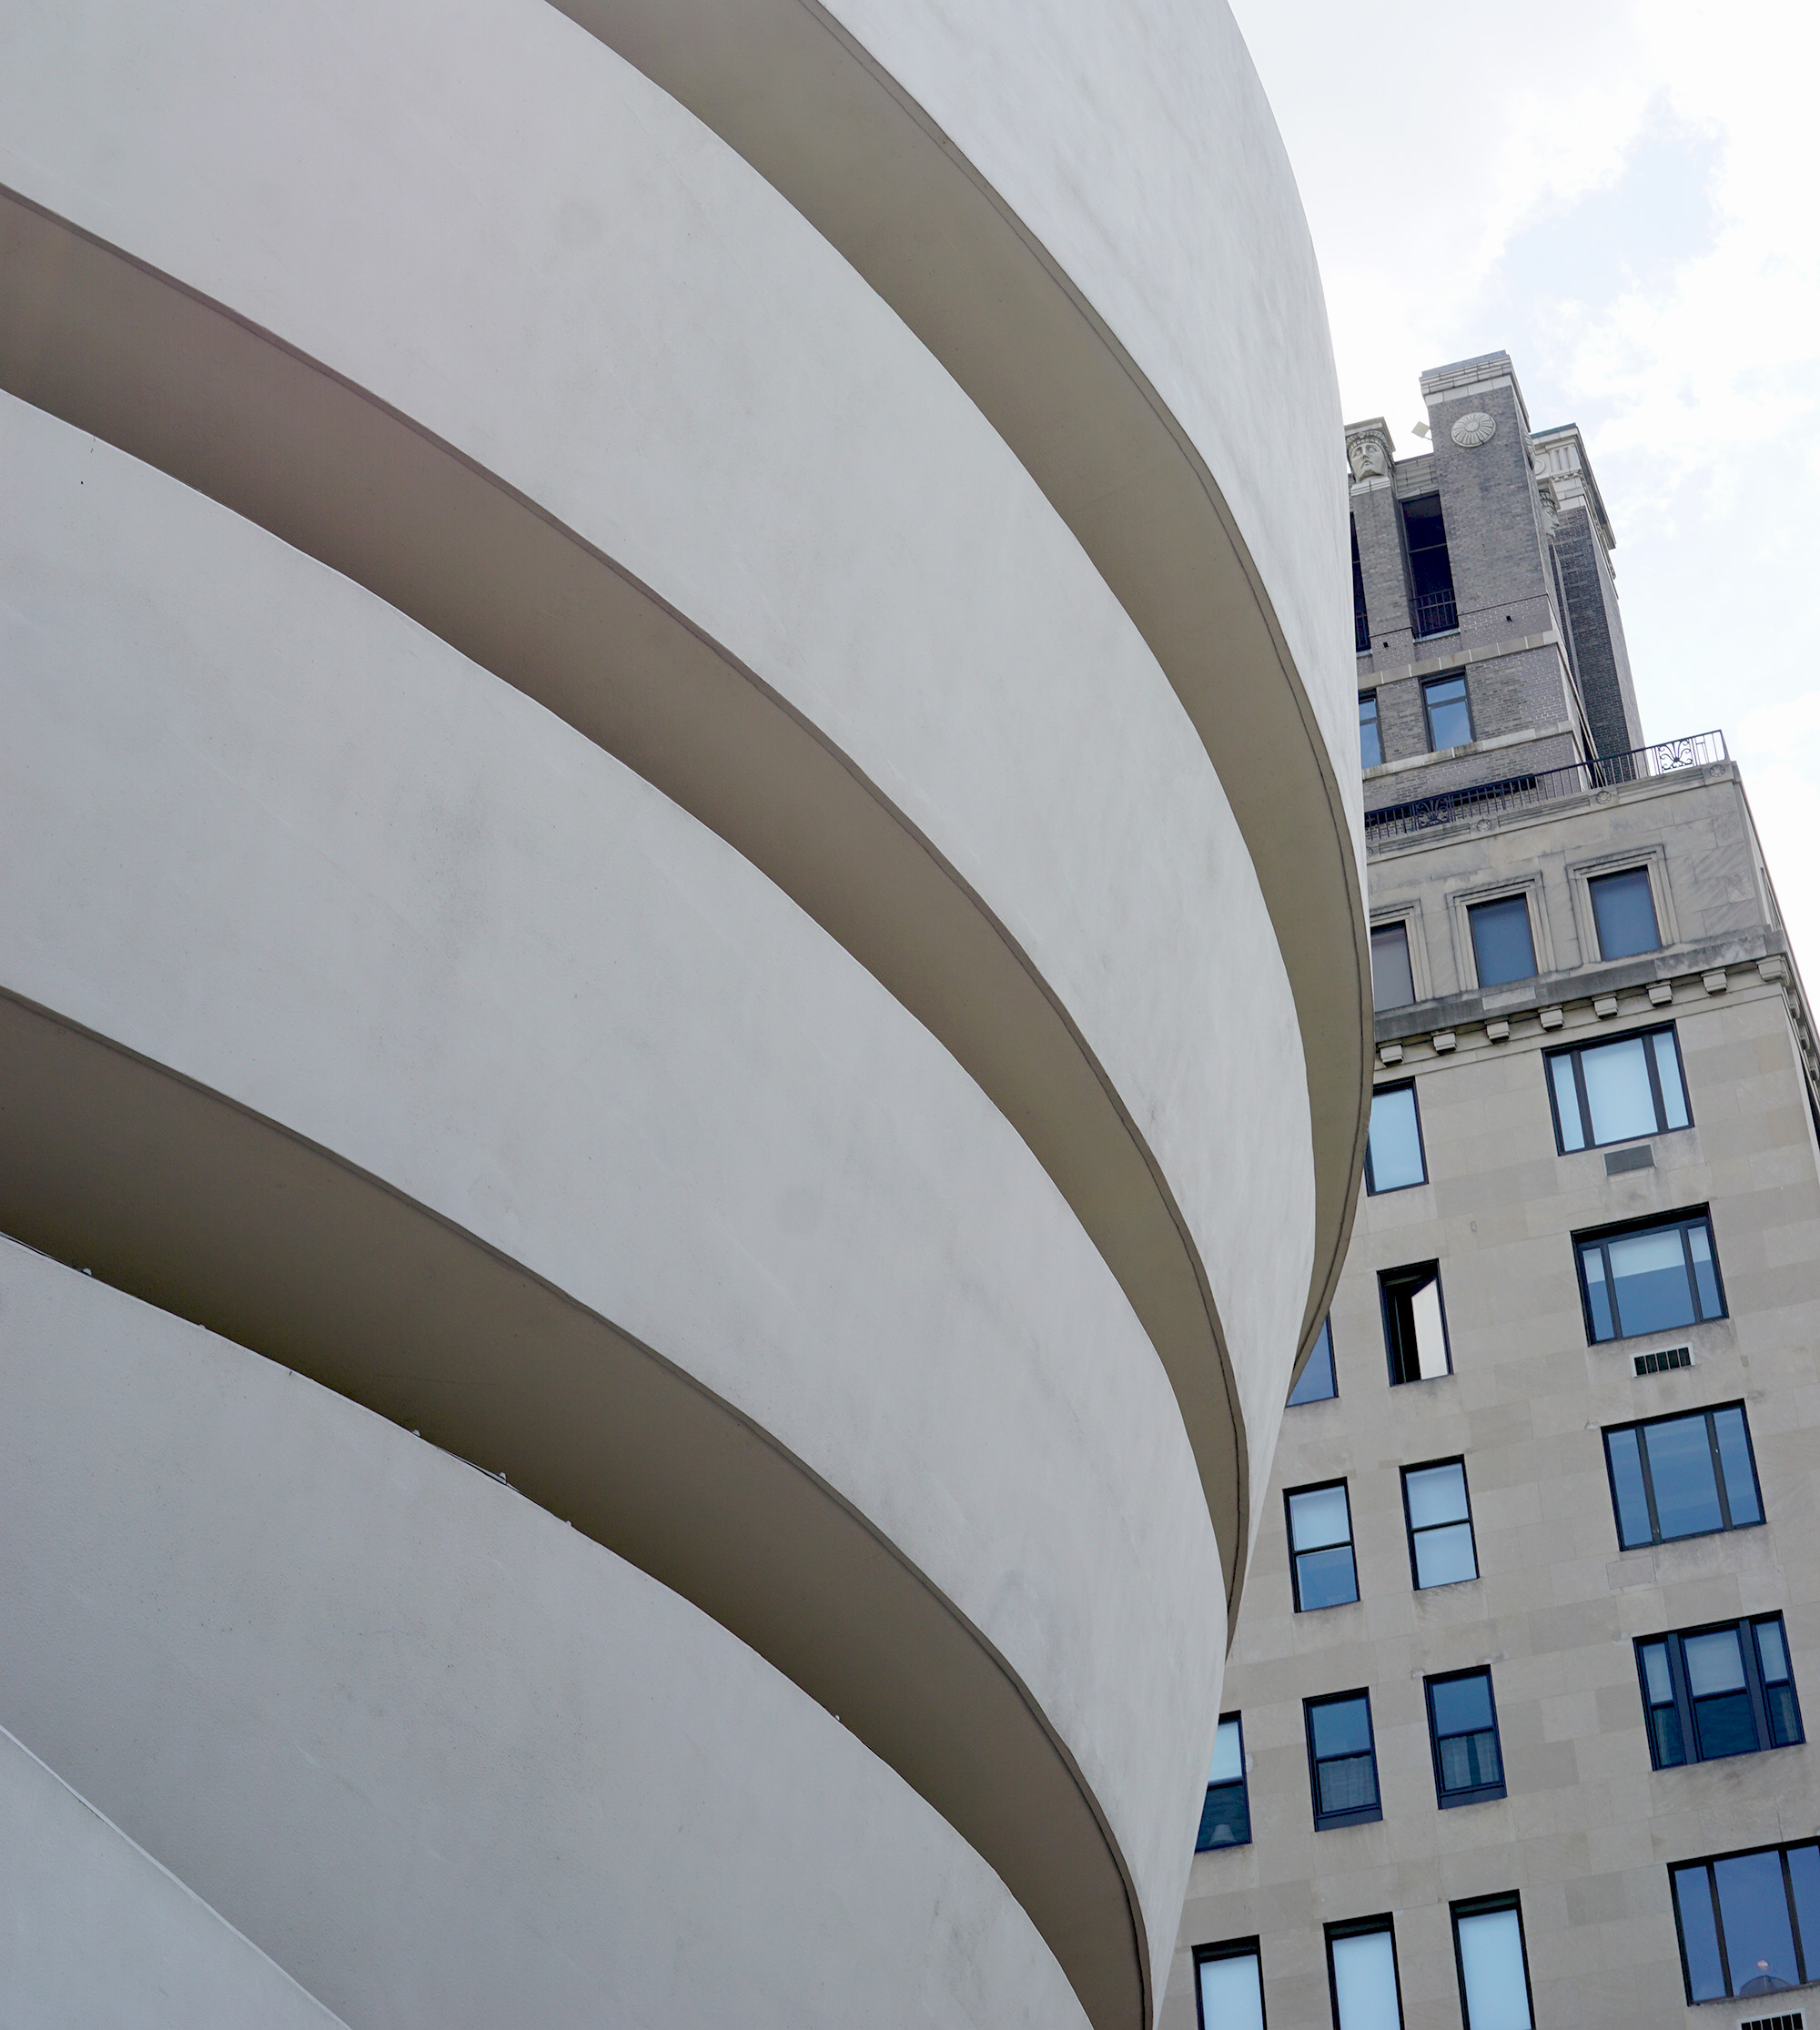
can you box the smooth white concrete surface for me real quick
[0,0,1325,1595]
[0,1240,1092,2030]
[0,396,1223,2024]
[0,1724,347,2030]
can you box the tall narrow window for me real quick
[1380,1262,1451,1384]
[1637,1615,1803,1768]
[1198,1715,1251,1850]
[1305,1692,1381,1829]
[1575,1208,1726,1342]
[1401,1459,1478,1586]
[1352,520,1371,655]
[1422,673,1472,751]
[1196,1940,1267,2030]
[1451,1896,1534,2030]
[1603,1402,1764,1550]
[1467,894,1537,986]
[1287,1481,1359,1611]
[1360,692,1382,769]
[1370,920,1414,1011]
[1365,1084,1426,1194]
[1589,865,1661,958]
[1327,1916,1403,2030]
[1401,495,1458,637]
[1548,1024,1689,1152]
[1289,1317,1338,1406]
[1427,1669,1505,1804]
[1672,1842,1820,2002]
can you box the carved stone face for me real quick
[1347,434,1388,483]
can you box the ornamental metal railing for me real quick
[1366,730,1729,843]
[1410,586,1458,637]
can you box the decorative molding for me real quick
[1451,411,1497,449]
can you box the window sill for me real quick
[1437,1786,1507,1809]
[1312,1810,1383,1833]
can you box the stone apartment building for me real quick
[1167,353,1820,2029]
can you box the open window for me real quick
[1401,495,1458,637]
[1288,1317,1337,1406]
[1197,1714,1251,1850]
[1380,1262,1451,1384]
[1364,1083,1426,1194]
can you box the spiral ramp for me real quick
[0,5,1366,2026]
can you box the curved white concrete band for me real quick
[0,397,1227,2029]
[0,1243,1093,2030]
[0,0,1327,1600]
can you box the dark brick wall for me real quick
[1551,508,1644,757]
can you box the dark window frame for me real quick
[1288,1317,1338,1407]
[1380,1260,1452,1386]
[1359,691,1382,770]
[1193,1936,1269,2030]
[1285,1478,1360,1612]
[1304,1689,1383,1832]
[1636,1614,1804,1770]
[1602,1400,1764,1550]
[1574,1207,1727,1345]
[1324,1914,1405,2030]
[1421,671,1473,751]
[1669,1839,1820,2003]
[1197,1712,1253,1852]
[1370,917,1415,1012]
[1400,1456,1479,1590]
[1544,1021,1692,1154]
[1451,1894,1535,2030]
[1400,494,1459,639]
[1364,1080,1428,1196]
[1425,1667,1506,1807]
[1352,519,1371,657]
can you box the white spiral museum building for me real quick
[0,5,1365,2025]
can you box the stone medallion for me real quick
[1451,411,1497,449]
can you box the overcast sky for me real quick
[1229,0,1820,974]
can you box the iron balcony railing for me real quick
[1410,586,1458,637]
[1366,730,1729,843]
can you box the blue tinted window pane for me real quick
[1606,1428,1652,1547]
[1673,1866,1726,2002]
[1591,867,1661,958]
[1642,1642,1673,1705]
[1310,1697,1372,1759]
[1318,1753,1380,1816]
[1368,1086,1426,1192]
[1198,1779,1250,1850]
[1714,1849,1800,1995]
[1653,1031,1690,1128]
[1289,1320,1337,1405]
[1469,895,1537,986]
[1209,1718,1243,1784]
[1689,1223,1723,1318]
[1643,1416,1724,1539]
[1455,1908,1532,2030]
[1360,695,1383,770]
[1787,1845,1820,1974]
[1606,1226,1696,1337]
[1297,1545,1359,1609]
[1581,1246,1615,1340]
[1757,1620,1791,1683]
[1695,1690,1760,1760]
[1551,1055,1585,1150]
[1431,1673,1494,1735]
[1289,1486,1350,1550]
[1370,921,1414,1011]
[1199,1950,1265,2030]
[1581,1036,1657,1144]
[1438,1730,1502,1793]
[1414,1521,1478,1587]
[1714,1406,1762,1525]
[1405,1462,1469,1528]
[1685,1629,1747,1696]
[1331,1928,1401,2030]
[1425,675,1471,751]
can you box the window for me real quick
[1426,1669,1505,1805]
[1289,1317,1337,1406]
[1365,1083,1426,1193]
[1370,920,1414,1011]
[1198,1715,1251,1850]
[1451,1895,1534,2030]
[1590,865,1661,958]
[1603,1402,1763,1549]
[1360,692,1382,769]
[1287,1481,1359,1611]
[1327,1916,1404,2030]
[1352,520,1371,656]
[1380,1262,1451,1384]
[1638,1615,1803,1769]
[1196,1939,1266,2030]
[1401,495,1458,637]
[1422,673,1472,751]
[1467,893,1537,986]
[1305,1692,1381,1828]
[1401,1459,1478,1587]
[1547,1024,1690,1152]
[1672,1842,1820,2002]
[1575,1208,1726,1342]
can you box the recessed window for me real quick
[1401,1459,1478,1587]
[1427,1669,1505,1805]
[1590,865,1662,958]
[1305,1691,1381,1829]
[1196,1939,1267,2030]
[1639,1615,1803,1769]
[1352,520,1371,657]
[1289,1317,1338,1406]
[1198,1714,1252,1850]
[1287,1480,1359,1611]
[1451,1895,1534,2030]
[1467,893,1538,986]
[1422,672,1472,751]
[1575,1207,1726,1342]
[1327,1916,1404,2030]
[1365,1083,1427,1194]
[1370,920,1414,1011]
[1603,1401,1763,1550]
[1548,1023,1690,1151]
[1380,1261,1451,1384]
[1672,1841,1820,2002]
[1401,496,1458,638]
[1360,692,1382,769]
